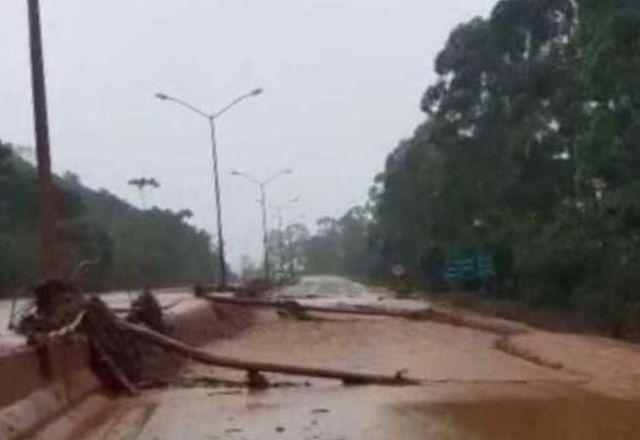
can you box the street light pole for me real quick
[231,169,292,281]
[27,0,58,280]
[207,117,227,287]
[155,88,263,288]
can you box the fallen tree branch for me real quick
[47,310,86,338]
[202,295,433,320]
[115,319,419,386]
[90,338,140,395]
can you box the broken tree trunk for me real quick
[202,294,433,320]
[114,319,419,386]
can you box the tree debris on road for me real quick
[115,317,420,386]
[14,280,419,396]
[201,294,435,320]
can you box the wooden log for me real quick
[115,319,419,386]
[202,294,432,320]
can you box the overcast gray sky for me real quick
[1,0,495,269]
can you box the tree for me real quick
[301,208,378,278]
[315,0,640,334]
[127,177,160,209]
[266,222,310,280]
[0,141,217,294]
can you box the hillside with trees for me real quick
[0,140,217,295]
[300,0,640,335]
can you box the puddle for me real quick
[389,391,640,440]
[96,383,639,440]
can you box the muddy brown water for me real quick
[390,387,640,440]
[63,277,640,439]
[82,383,640,440]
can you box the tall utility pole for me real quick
[231,169,292,281]
[27,0,58,279]
[155,89,263,288]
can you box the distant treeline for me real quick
[302,0,640,335]
[0,140,217,295]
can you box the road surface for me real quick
[52,276,640,439]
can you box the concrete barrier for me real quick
[0,298,255,439]
[0,336,102,439]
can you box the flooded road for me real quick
[74,276,640,439]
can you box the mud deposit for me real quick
[49,277,640,439]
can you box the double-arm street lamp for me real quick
[231,169,293,280]
[155,88,263,288]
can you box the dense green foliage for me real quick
[0,140,217,295]
[301,208,380,277]
[264,222,310,280]
[302,0,640,333]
